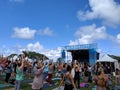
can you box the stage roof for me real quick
[62,43,97,51]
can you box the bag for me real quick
[96,77,106,87]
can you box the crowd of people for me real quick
[0,54,120,90]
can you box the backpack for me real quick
[96,76,106,87]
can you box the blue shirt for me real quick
[44,65,48,72]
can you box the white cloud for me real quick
[77,0,120,26]
[117,34,120,40]
[116,34,120,43]
[0,42,63,62]
[0,42,61,61]
[0,44,22,56]
[12,27,36,39]
[26,45,62,62]
[26,42,61,60]
[9,0,24,2]
[69,24,108,45]
[106,33,120,45]
[0,42,44,56]
[41,48,61,62]
[38,27,54,36]
[27,42,44,52]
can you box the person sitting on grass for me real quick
[58,65,77,90]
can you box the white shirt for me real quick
[71,68,75,78]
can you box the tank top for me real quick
[75,70,80,78]
[16,67,23,80]
[65,75,72,85]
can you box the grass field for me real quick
[0,80,119,90]
[0,74,120,90]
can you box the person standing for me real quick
[47,61,54,86]
[74,66,80,89]
[14,54,25,90]
[43,62,48,83]
[71,63,75,79]
[94,70,108,90]
[115,68,120,84]
[61,64,67,78]
[5,60,12,84]
[59,65,77,90]
[32,63,45,90]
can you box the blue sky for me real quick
[0,0,120,59]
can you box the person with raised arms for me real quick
[14,54,25,90]
[32,62,46,90]
[58,65,77,90]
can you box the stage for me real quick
[61,43,99,65]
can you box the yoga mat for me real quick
[52,78,61,81]
[0,84,13,88]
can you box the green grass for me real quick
[1,74,120,90]
[1,83,58,90]
[0,81,119,90]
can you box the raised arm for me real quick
[58,74,65,89]
[19,54,25,71]
[69,73,77,90]
[41,63,46,70]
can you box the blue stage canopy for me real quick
[63,43,97,50]
[61,43,98,65]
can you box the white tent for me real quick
[97,54,119,70]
